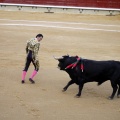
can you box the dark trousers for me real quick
[23,50,39,71]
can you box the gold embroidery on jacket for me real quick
[26,38,40,62]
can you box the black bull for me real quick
[55,55,120,99]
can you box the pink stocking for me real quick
[22,71,27,81]
[30,70,37,79]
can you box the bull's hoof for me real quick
[62,88,67,92]
[75,94,80,98]
[117,95,120,98]
[108,96,113,100]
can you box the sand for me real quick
[0,11,120,120]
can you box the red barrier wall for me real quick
[0,0,120,9]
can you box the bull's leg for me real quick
[117,86,120,98]
[117,81,120,98]
[76,83,84,98]
[109,81,118,99]
[62,80,74,92]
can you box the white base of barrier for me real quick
[0,3,120,15]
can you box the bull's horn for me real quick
[53,56,63,60]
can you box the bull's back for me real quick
[83,60,120,77]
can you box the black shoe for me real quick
[29,78,35,84]
[21,80,25,84]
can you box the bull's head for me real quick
[53,55,70,70]
[54,55,77,70]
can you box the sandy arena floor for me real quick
[0,11,120,120]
